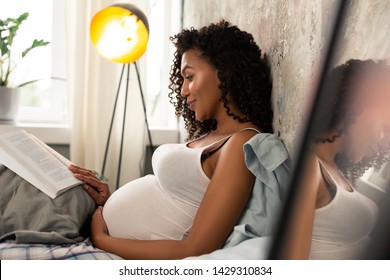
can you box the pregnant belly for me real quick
[102,175,198,240]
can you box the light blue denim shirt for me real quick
[225,133,291,245]
[187,133,291,259]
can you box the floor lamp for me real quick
[90,3,153,189]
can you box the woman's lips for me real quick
[187,100,196,110]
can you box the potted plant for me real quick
[0,12,49,123]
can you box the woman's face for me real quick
[343,109,388,163]
[342,73,390,162]
[180,49,224,121]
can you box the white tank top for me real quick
[103,128,259,240]
[309,161,379,259]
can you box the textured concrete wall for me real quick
[332,1,390,65]
[182,0,390,158]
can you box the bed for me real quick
[0,133,291,260]
[0,238,123,260]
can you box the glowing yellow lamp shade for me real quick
[90,4,149,63]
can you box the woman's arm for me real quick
[277,150,321,259]
[90,130,257,259]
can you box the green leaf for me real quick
[21,39,50,57]
[0,39,9,56]
[16,12,29,24]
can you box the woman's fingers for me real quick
[83,184,106,206]
[74,173,102,188]
[69,164,110,206]
[69,164,97,178]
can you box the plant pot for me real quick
[0,86,21,123]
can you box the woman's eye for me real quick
[185,75,193,81]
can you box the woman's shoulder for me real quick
[229,127,259,140]
[300,148,324,195]
[303,149,322,174]
[221,127,260,153]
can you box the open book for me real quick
[0,129,82,199]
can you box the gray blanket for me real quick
[0,164,95,244]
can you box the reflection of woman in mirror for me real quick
[284,59,390,259]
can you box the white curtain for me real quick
[65,0,149,192]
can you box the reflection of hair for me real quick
[315,59,390,183]
[335,150,390,184]
[168,20,273,140]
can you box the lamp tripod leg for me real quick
[102,63,152,189]
[116,64,131,189]
[134,62,154,156]
[101,64,126,178]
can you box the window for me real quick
[1,0,181,128]
[0,0,68,124]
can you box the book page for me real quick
[0,142,58,198]
[30,134,72,167]
[0,130,81,198]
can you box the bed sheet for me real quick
[0,238,123,260]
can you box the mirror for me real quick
[270,0,390,259]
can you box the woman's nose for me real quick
[181,82,190,98]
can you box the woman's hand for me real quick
[90,206,109,246]
[69,164,111,206]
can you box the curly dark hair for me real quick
[168,20,273,140]
[314,59,390,183]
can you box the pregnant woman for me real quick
[70,20,279,260]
